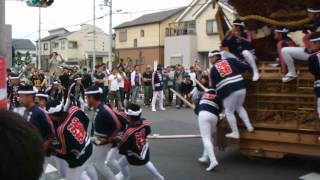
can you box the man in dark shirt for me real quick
[82,68,92,89]
[142,65,153,106]
[59,67,71,99]
[94,65,107,103]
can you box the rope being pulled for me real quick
[240,15,311,27]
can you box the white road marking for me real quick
[299,172,320,180]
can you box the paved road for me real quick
[46,106,320,180]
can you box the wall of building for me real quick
[196,5,220,52]
[160,14,182,46]
[115,23,161,49]
[165,35,198,69]
[40,25,111,64]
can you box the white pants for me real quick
[242,50,259,75]
[223,89,253,134]
[151,90,164,109]
[281,47,310,77]
[106,147,122,172]
[87,144,115,180]
[198,111,218,165]
[54,157,91,180]
[118,157,163,179]
[39,157,50,180]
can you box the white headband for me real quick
[205,88,217,93]
[310,37,320,42]
[53,81,60,84]
[47,101,64,114]
[125,109,143,116]
[208,52,221,58]
[233,22,245,26]
[307,8,320,13]
[18,90,37,95]
[9,77,19,80]
[36,94,49,100]
[275,28,289,33]
[85,88,103,95]
[75,77,82,81]
[18,87,38,95]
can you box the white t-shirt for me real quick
[189,72,196,87]
[108,74,120,91]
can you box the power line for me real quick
[19,1,212,39]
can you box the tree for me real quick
[15,51,23,67]
[24,51,32,65]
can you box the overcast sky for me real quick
[5,0,191,42]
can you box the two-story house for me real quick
[38,24,111,70]
[165,0,222,69]
[114,7,185,70]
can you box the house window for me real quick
[140,30,145,37]
[61,40,66,50]
[206,20,218,35]
[68,41,78,49]
[43,43,48,50]
[134,39,138,48]
[119,29,127,42]
[53,42,59,49]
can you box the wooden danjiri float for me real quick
[214,0,320,159]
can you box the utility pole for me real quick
[0,0,5,56]
[92,0,96,75]
[108,0,112,71]
[38,7,41,69]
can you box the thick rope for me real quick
[240,15,311,27]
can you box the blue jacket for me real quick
[118,119,151,166]
[94,104,121,142]
[50,106,92,168]
[152,71,163,91]
[308,52,320,97]
[194,91,222,117]
[210,58,251,99]
[29,105,53,142]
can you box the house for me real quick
[37,25,111,71]
[12,39,37,66]
[165,0,225,69]
[114,7,186,70]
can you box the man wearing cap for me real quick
[85,86,121,180]
[221,19,260,81]
[7,73,23,110]
[308,32,320,119]
[194,88,222,171]
[46,80,64,102]
[46,100,92,180]
[65,75,85,111]
[208,50,254,139]
[151,65,165,112]
[274,28,297,75]
[281,5,320,82]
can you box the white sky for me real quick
[5,0,192,42]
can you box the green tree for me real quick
[24,51,32,65]
[15,51,23,66]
